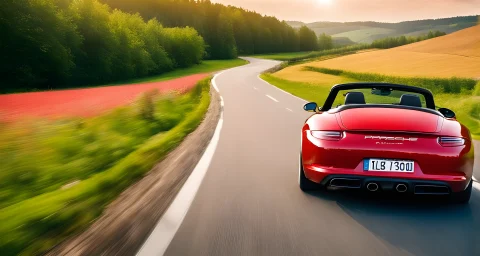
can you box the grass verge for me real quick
[123,59,248,84]
[0,77,212,255]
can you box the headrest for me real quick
[399,94,422,107]
[345,92,366,105]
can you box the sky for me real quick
[211,0,480,23]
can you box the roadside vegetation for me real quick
[125,59,248,84]
[0,77,212,255]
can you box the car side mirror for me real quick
[303,102,318,112]
[438,108,456,118]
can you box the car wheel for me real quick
[299,153,318,191]
[450,179,472,204]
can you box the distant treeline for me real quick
[100,0,320,58]
[371,31,446,49]
[1,0,206,91]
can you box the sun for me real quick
[316,0,333,5]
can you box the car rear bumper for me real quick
[304,164,471,193]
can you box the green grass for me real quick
[0,78,212,255]
[333,27,395,43]
[262,72,480,138]
[304,66,478,94]
[122,59,248,84]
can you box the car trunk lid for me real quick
[338,107,442,133]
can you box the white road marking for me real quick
[253,87,258,90]
[286,108,293,112]
[220,96,224,108]
[212,70,227,92]
[257,74,308,103]
[137,72,226,256]
[266,95,279,103]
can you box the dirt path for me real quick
[46,85,220,256]
[0,73,208,121]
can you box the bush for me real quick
[162,27,206,67]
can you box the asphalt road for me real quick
[151,58,480,256]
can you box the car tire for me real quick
[450,179,472,204]
[299,153,318,191]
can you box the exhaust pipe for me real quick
[366,182,379,192]
[396,184,408,193]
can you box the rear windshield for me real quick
[332,88,427,109]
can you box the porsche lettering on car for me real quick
[299,83,475,203]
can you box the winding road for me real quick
[139,58,480,256]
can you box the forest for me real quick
[0,0,320,91]
[100,0,321,58]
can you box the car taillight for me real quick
[310,131,343,141]
[438,137,465,147]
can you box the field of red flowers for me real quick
[0,73,208,121]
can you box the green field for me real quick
[122,59,249,84]
[249,52,314,61]
[333,27,395,43]
[261,72,480,139]
[0,78,212,255]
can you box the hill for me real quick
[303,25,480,79]
[287,16,478,44]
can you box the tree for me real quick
[318,33,333,51]
[298,26,318,51]
[0,0,81,91]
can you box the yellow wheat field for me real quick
[274,64,355,85]
[287,25,480,79]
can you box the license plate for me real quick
[363,159,414,172]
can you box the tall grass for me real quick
[474,81,480,96]
[0,78,212,255]
[304,66,477,94]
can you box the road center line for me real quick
[266,94,279,102]
[286,108,293,112]
[253,87,258,90]
[257,74,307,103]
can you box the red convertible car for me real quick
[300,83,474,203]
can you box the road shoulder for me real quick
[47,85,221,256]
